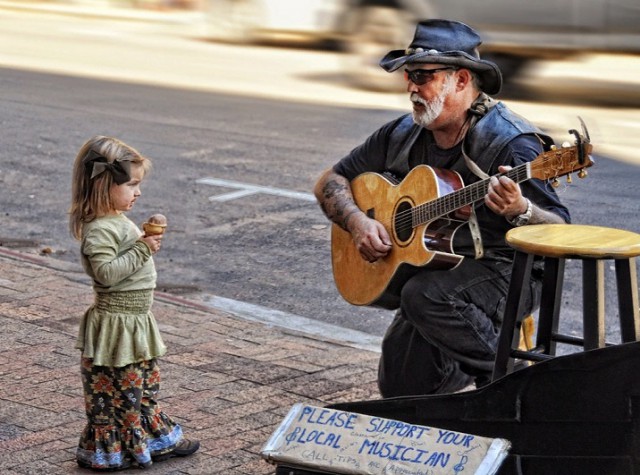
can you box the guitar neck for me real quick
[413,163,531,226]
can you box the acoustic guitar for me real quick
[331,141,594,309]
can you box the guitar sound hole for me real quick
[394,201,413,243]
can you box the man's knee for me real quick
[400,274,450,326]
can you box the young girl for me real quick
[69,136,199,471]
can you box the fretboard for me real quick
[412,162,531,226]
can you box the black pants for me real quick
[378,258,541,397]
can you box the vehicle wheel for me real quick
[204,0,263,44]
[343,7,412,92]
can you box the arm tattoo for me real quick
[320,177,362,231]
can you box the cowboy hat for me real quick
[379,19,502,95]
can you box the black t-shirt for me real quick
[333,117,570,261]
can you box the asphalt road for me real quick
[1,8,639,341]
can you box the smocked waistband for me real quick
[94,290,153,313]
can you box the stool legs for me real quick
[582,259,606,349]
[492,251,533,381]
[536,257,564,356]
[615,257,640,342]
[492,253,640,382]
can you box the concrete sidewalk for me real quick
[0,247,380,474]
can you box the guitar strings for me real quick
[388,150,575,233]
[388,165,529,233]
[391,176,496,228]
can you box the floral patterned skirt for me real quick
[76,357,182,470]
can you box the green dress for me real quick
[76,214,167,367]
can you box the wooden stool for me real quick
[492,224,640,380]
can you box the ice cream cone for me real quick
[143,214,167,236]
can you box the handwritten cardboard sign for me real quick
[261,404,510,475]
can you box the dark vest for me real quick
[385,101,553,178]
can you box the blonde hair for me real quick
[69,136,151,240]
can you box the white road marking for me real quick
[196,177,317,202]
[209,189,260,202]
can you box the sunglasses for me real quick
[404,67,457,86]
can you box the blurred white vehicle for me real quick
[204,0,640,91]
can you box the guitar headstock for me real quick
[530,118,594,184]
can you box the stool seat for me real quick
[493,224,640,381]
[506,224,640,259]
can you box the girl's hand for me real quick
[140,234,162,254]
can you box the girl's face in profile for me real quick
[109,164,144,214]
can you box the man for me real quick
[313,19,570,397]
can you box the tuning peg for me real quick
[551,178,560,188]
[567,175,573,184]
[578,169,588,179]
[550,144,557,150]
[561,141,571,148]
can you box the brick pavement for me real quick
[0,248,380,474]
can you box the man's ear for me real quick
[455,68,472,91]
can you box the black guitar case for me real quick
[276,342,640,475]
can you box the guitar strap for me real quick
[461,93,497,259]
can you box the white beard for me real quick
[411,74,456,127]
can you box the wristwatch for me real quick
[507,199,532,227]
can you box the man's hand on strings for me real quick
[485,165,528,219]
